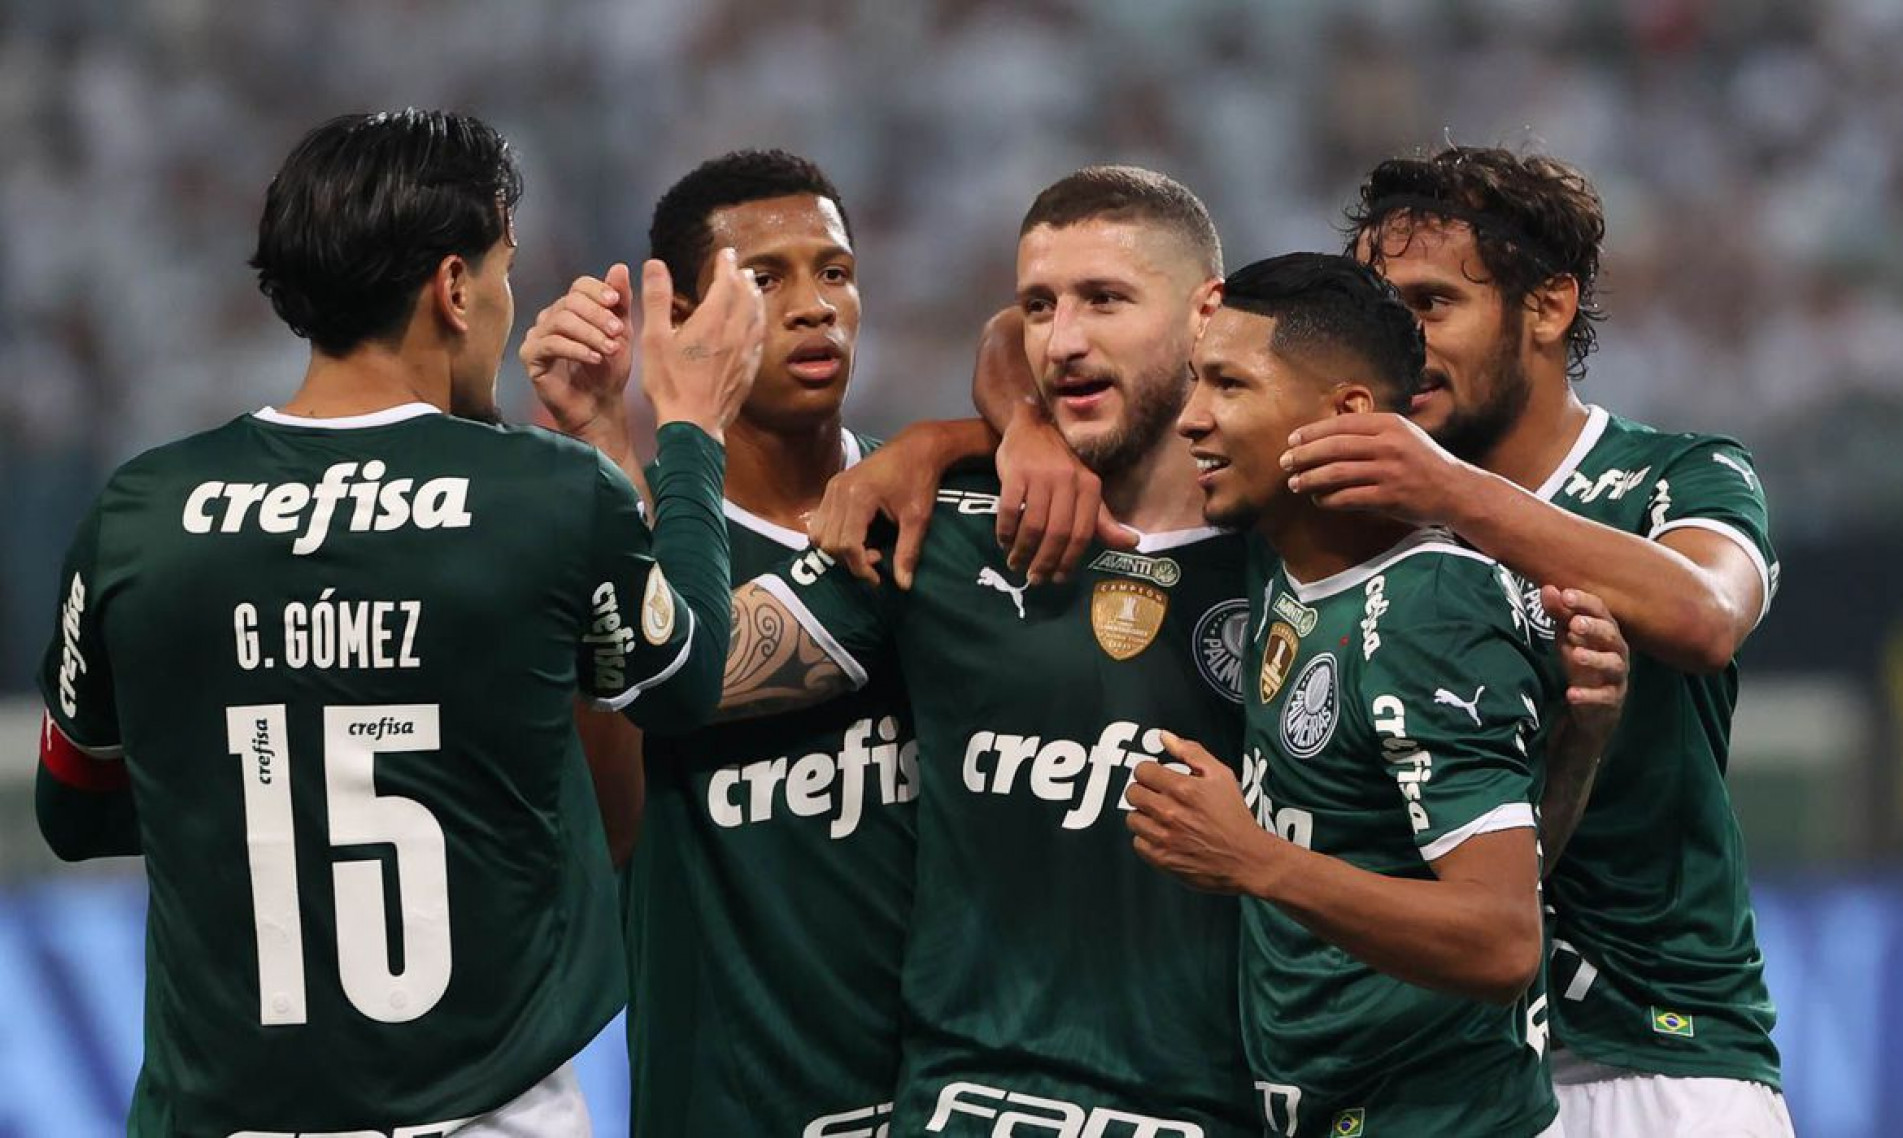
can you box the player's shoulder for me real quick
[1362,528,1522,629]
[1597,408,1754,466]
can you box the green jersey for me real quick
[1536,406,1782,1086]
[36,404,731,1137]
[1240,529,1559,1138]
[627,431,916,1137]
[760,472,1260,1137]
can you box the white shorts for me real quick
[452,1062,591,1138]
[1552,1051,1792,1138]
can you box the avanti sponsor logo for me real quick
[182,461,471,555]
[1088,549,1182,587]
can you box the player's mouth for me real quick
[1410,372,1449,414]
[1050,371,1117,413]
[785,338,846,386]
[1191,450,1230,490]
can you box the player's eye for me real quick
[820,264,853,285]
[1021,297,1054,320]
[750,271,781,292]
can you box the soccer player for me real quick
[1281,148,1791,1135]
[1129,252,1565,1137]
[32,109,763,1136]
[719,166,1261,1134]
[521,149,917,1136]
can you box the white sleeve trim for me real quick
[1648,517,1776,626]
[755,575,871,690]
[1419,801,1535,863]
[588,607,698,712]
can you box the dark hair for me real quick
[250,109,521,357]
[1020,165,1223,278]
[1346,146,1604,380]
[1221,252,1425,410]
[648,149,851,302]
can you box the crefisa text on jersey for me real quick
[232,588,423,672]
[184,460,472,555]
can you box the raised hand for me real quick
[996,401,1137,584]
[639,249,764,444]
[1125,731,1276,894]
[1282,412,1476,527]
[523,263,635,454]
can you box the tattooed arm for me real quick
[714,582,857,722]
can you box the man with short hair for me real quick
[1283,146,1790,1135]
[33,108,763,1136]
[718,165,1262,1135]
[523,148,917,1137]
[1131,251,1568,1137]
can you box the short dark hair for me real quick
[648,149,851,302]
[1221,252,1425,410]
[1346,146,1605,380]
[1020,165,1223,278]
[251,109,522,357]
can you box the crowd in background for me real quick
[4,0,1902,686]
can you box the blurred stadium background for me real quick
[3,0,1901,1133]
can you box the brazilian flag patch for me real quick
[1650,1006,1696,1038]
[1332,1108,1366,1137]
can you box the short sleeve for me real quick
[754,545,901,691]
[1360,603,1546,865]
[38,501,122,755]
[1643,439,1778,624]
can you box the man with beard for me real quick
[1281,147,1791,1136]
[1130,251,1567,1137]
[717,166,1262,1135]
[522,149,917,1137]
[31,109,763,1136]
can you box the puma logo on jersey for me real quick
[962,720,1174,831]
[708,716,917,839]
[1564,466,1651,503]
[1712,451,1759,491]
[55,572,88,718]
[1433,684,1486,726]
[926,1080,1203,1137]
[183,461,472,555]
[977,567,1028,619]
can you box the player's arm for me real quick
[713,580,856,721]
[1129,737,1541,1006]
[36,714,140,861]
[807,417,996,589]
[1284,416,1768,673]
[36,506,139,861]
[574,700,644,867]
[1536,586,1629,869]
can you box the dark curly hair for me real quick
[1345,146,1605,380]
[648,149,851,302]
[251,109,522,357]
[1021,165,1222,278]
[1221,252,1426,411]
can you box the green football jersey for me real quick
[1240,528,1560,1138]
[627,431,917,1137]
[1534,406,1783,1086]
[760,472,1260,1137]
[36,403,730,1137]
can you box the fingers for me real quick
[1284,412,1395,451]
[1285,458,1385,498]
[639,259,675,346]
[1007,480,1053,577]
[892,501,929,591]
[1094,503,1139,552]
[538,309,622,362]
[1155,730,1222,777]
[995,465,1025,551]
[1044,476,1101,584]
[604,262,633,320]
[1024,477,1077,585]
[809,487,884,588]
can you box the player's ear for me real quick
[1527,274,1579,353]
[433,254,473,335]
[1334,384,1377,416]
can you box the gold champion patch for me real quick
[1091,579,1168,661]
[641,564,676,645]
[1259,621,1301,704]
